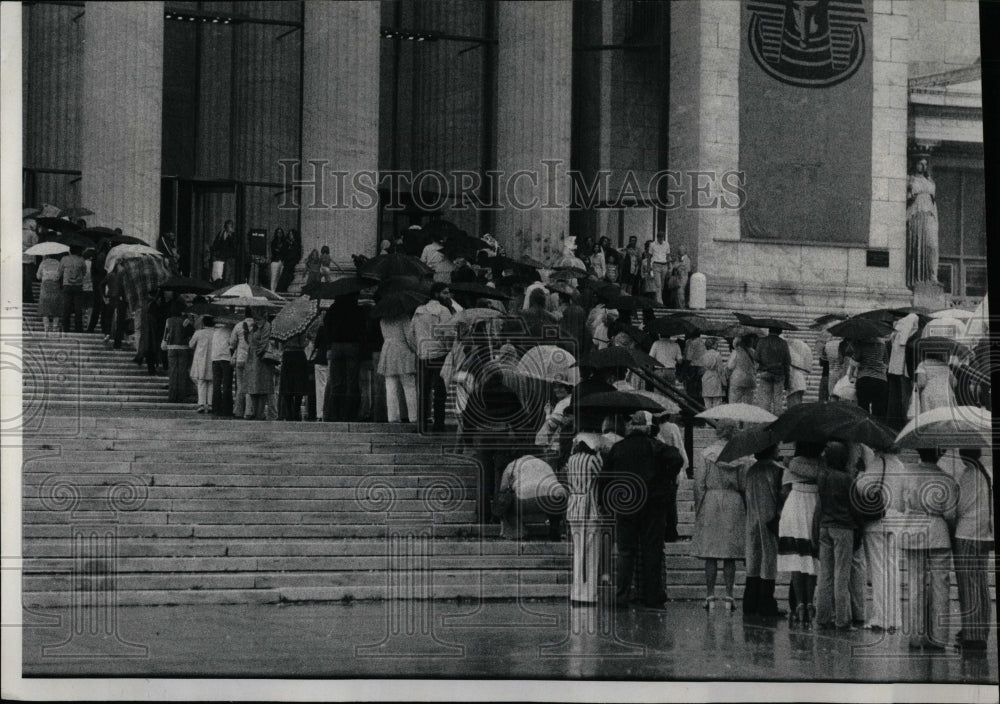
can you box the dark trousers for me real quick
[418,355,447,430]
[211,361,233,417]
[61,285,85,332]
[885,374,912,430]
[87,299,110,334]
[663,482,679,541]
[954,538,993,644]
[614,494,668,605]
[856,376,888,422]
[475,438,516,523]
[111,298,128,348]
[325,342,360,421]
[23,263,35,302]
[279,394,303,421]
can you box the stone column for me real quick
[80,1,163,244]
[494,2,572,265]
[299,1,380,267]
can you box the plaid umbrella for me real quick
[116,255,171,313]
[104,244,164,273]
[270,296,321,342]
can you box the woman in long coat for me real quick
[162,301,193,402]
[243,314,274,419]
[700,338,725,408]
[377,315,418,423]
[565,432,606,604]
[726,334,757,403]
[691,421,749,612]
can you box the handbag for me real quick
[851,458,887,525]
[260,338,282,366]
[831,371,856,401]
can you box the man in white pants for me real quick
[649,231,670,306]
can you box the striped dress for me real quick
[565,434,605,603]
[776,456,823,575]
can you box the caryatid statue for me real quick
[906,152,939,287]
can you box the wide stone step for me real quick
[24,454,476,468]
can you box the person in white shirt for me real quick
[887,312,919,427]
[649,335,683,386]
[649,231,671,305]
[496,455,569,540]
[409,282,462,431]
[420,232,455,283]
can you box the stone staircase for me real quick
[17,290,993,610]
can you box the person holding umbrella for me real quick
[777,441,825,627]
[410,283,462,433]
[692,420,750,612]
[741,443,785,619]
[162,299,194,402]
[597,410,683,609]
[565,426,610,604]
[57,246,88,333]
[229,307,256,419]
[852,336,890,423]
[376,302,419,424]
[953,447,993,652]
[755,327,791,416]
[727,333,758,404]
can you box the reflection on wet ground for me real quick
[23,599,997,683]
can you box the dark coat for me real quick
[598,433,684,511]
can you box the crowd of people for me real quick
[22,214,992,651]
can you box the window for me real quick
[934,164,985,298]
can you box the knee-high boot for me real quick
[759,579,785,618]
[742,576,761,618]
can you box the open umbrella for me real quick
[551,265,589,278]
[546,281,576,296]
[518,255,548,269]
[104,244,164,273]
[709,323,759,339]
[827,315,894,340]
[488,255,540,274]
[635,390,681,416]
[576,346,662,371]
[577,391,665,415]
[517,345,579,386]
[448,281,511,301]
[895,406,992,449]
[50,232,99,250]
[856,307,931,327]
[210,283,284,301]
[733,312,799,331]
[107,233,147,246]
[610,323,648,346]
[23,207,40,219]
[930,308,975,321]
[209,297,282,309]
[719,426,783,462]
[451,307,503,336]
[696,403,777,424]
[360,253,433,280]
[36,217,82,235]
[922,316,966,340]
[305,276,379,299]
[767,401,897,450]
[24,241,69,256]
[607,294,661,312]
[811,313,848,330]
[58,206,94,219]
[647,316,705,338]
[371,289,428,319]
[270,295,321,342]
[79,226,117,239]
[159,276,215,295]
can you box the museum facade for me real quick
[20,0,984,310]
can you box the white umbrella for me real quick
[930,308,975,321]
[24,241,69,256]
[921,316,965,340]
[895,406,992,449]
[696,402,777,424]
[210,283,284,302]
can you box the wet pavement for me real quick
[21,599,996,683]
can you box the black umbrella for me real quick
[718,426,783,463]
[827,316,893,340]
[448,281,511,301]
[36,217,83,235]
[607,294,662,312]
[371,289,429,319]
[811,313,848,330]
[488,255,540,275]
[360,253,433,279]
[766,401,897,450]
[80,226,118,239]
[577,391,665,415]
[159,276,215,294]
[107,233,148,246]
[304,276,380,299]
[58,206,94,219]
[550,266,588,279]
[856,307,932,328]
[576,346,662,371]
[51,232,95,249]
[377,275,432,294]
[497,273,540,288]
[646,316,705,338]
[733,312,799,331]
